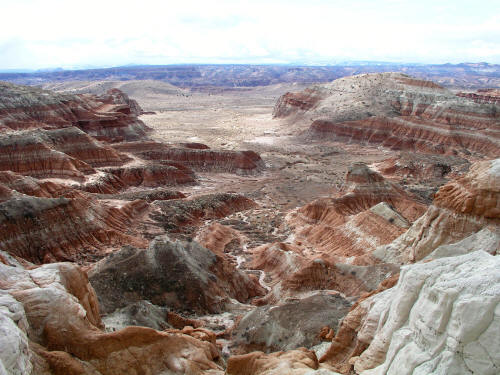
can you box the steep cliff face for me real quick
[311,160,500,374]
[0,261,224,375]
[274,73,500,157]
[0,82,150,142]
[0,193,147,264]
[374,158,500,264]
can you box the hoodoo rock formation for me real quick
[274,73,500,158]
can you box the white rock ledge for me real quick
[354,251,500,375]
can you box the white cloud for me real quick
[0,0,499,69]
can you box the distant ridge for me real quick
[1,62,499,89]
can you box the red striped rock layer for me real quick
[249,242,399,306]
[112,141,265,176]
[457,89,500,105]
[309,114,498,157]
[373,153,469,183]
[0,171,67,200]
[0,192,147,264]
[104,164,196,188]
[0,82,150,142]
[373,158,500,264]
[274,73,500,157]
[272,88,324,118]
[0,127,127,181]
[139,148,265,175]
[285,163,426,265]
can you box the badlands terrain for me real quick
[0,70,499,375]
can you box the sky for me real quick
[0,0,499,70]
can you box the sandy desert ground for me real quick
[112,83,396,249]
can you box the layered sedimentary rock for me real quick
[112,140,265,175]
[89,236,264,314]
[374,158,500,264]
[0,127,129,181]
[457,88,500,105]
[0,261,223,375]
[318,275,399,374]
[286,163,426,264]
[104,163,196,187]
[373,152,469,184]
[92,188,186,202]
[274,73,500,157]
[0,82,150,142]
[196,222,243,255]
[0,193,146,264]
[0,171,67,199]
[153,193,257,237]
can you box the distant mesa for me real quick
[274,73,500,158]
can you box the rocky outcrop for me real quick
[139,148,265,175]
[104,163,196,187]
[250,242,399,305]
[153,193,257,237]
[231,291,352,353]
[0,261,223,375]
[286,163,426,264]
[0,171,67,199]
[101,301,170,332]
[0,193,147,264]
[196,222,243,255]
[318,275,399,374]
[0,82,150,142]
[373,158,500,264]
[227,349,336,375]
[373,152,469,185]
[424,226,499,260]
[273,88,324,118]
[89,236,264,315]
[457,89,500,105]
[0,127,129,181]
[332,251,500,375]
[275,73,500,157]
[92,188,186,202]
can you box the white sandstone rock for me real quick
[0,293,32,375]
[351,251,500,375]
[424,227,499,260]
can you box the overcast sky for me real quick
[1,0,499,70]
